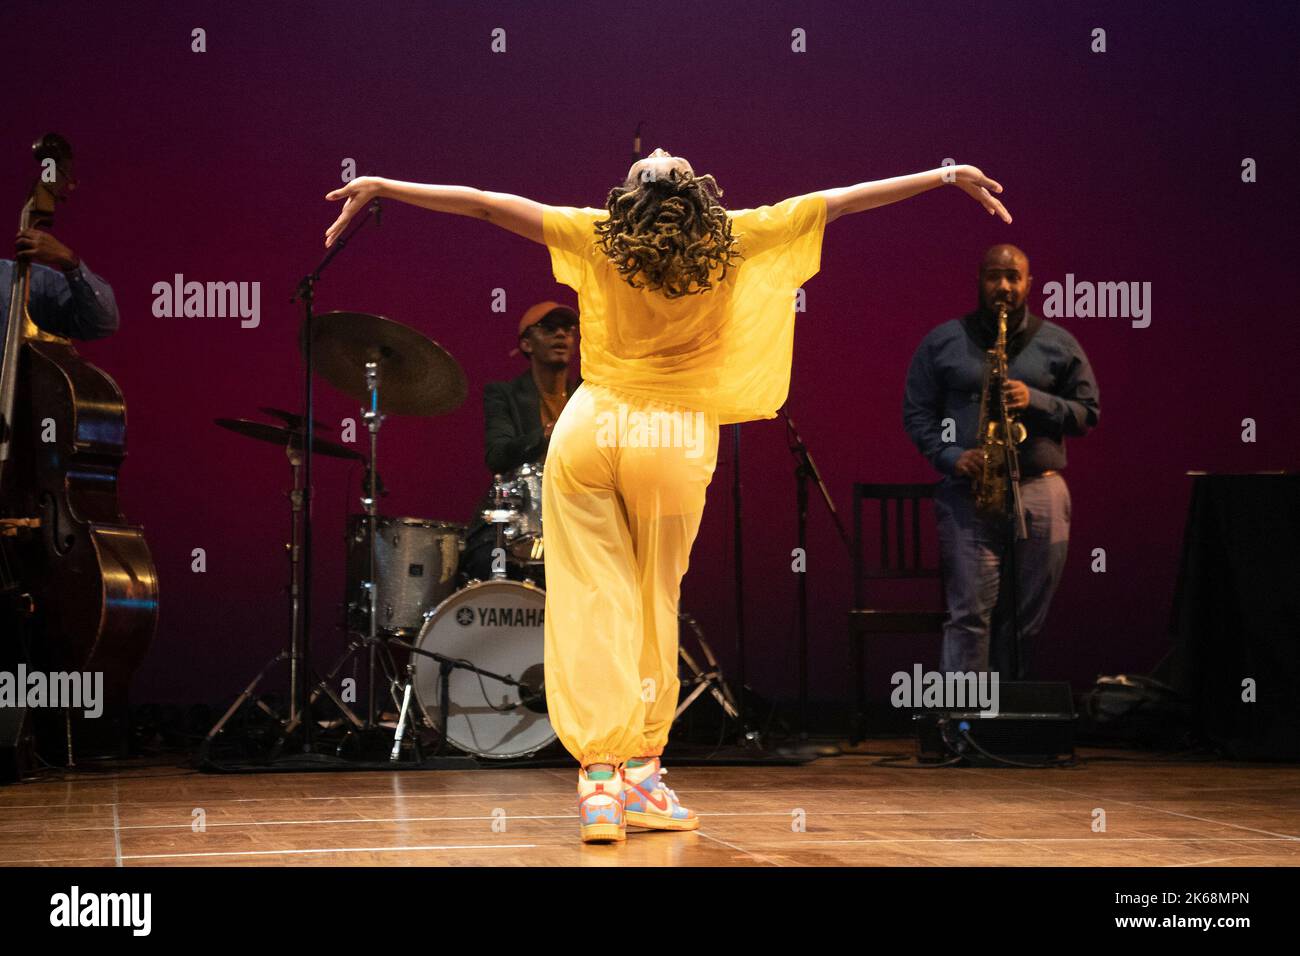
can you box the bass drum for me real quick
[412,578,555,759]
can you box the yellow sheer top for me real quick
[543,192,827,425]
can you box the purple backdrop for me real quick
[8,1,1298,708]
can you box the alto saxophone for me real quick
[971,302,1028,520]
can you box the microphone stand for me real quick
[781,407,853,748]
[286,198,382,752]
[731,424,757,746]
[199,200,383,768]
[384,637,535,763]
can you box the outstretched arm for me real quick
[325,176,554,247]
[806,165,1011,225]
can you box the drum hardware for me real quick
[201,409,364,758]
[675,610,742,723]
[284,207,382,754]
[385,633,544,760]
[258,406,330,433]
[212,417,364,461]
[202,202,387,763]
[284,356,406,740]
[673,609,777,754]
[389,661,419,760]
[483,473,515,579]
[481,462,546,573]
[360,359,385,727]
[502,461,545,564]
[199,200,483,764]
[782,406,853,756]
[282,312,468,748]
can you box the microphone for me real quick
[371,198,382,226]
[631,121,644,165]
[517,663,547,714]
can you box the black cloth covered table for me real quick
[1163,474,1300,759]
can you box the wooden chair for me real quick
[848,482,947,744]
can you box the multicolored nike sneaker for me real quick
[623,758,699,831]
[577,766,626,843]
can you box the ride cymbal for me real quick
[301,311,467,416]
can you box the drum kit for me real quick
[203,310,568,763]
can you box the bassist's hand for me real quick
[15,228,79,271]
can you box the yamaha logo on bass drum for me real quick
[457,605,545,627]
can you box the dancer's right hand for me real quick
[325,176,384,248]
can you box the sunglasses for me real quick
[534,317,577,334]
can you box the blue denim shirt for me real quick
[0,258,120,359]
[903,311,1099,480]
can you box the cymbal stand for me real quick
[675,610,743,723]
[361,359,389,729]
[274,362,406,752]
[198,438,310,757]
[287,443,303,723]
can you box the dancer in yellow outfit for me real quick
[325,150,1011,843]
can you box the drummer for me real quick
[462,301,580,583]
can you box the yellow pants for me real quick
[542,381,720,767]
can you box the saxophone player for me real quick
[903,244,1100,677]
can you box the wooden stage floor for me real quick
[3,744,1298,867]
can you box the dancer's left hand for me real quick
[951,166,1012,223]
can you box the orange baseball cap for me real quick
[510,301,578,356]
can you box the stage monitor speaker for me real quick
[0,705,35,784]
[914,681,1075,764]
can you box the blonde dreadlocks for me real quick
[594,168,742,298]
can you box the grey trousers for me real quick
[934,473,1071,678]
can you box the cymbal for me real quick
[259,406,328,432]
[214,418,364,461]
[301,311,467,416]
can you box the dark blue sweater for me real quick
[903,310,1099,480]
[1,259,119,360]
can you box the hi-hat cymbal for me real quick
[301,311,467,416]
[214,418,364,461]
[259,406,328,432]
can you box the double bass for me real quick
[0,133,158,767]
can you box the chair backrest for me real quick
[852,482,941,606]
